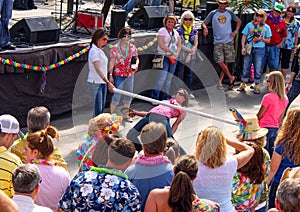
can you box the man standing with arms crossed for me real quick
[202,0,241,90]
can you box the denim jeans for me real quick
[151,57,177,100]
[111,76,134,105]
[265,127,278,157]
[0,0,13,46]
[268,181,279,210]
[122,0,161,15]
[287,80,300,107]
[175,60,195,91]
[149,113,173,137]
[86,81,107,117]
[241,47,265,84]
[265,45,280,70]
[126,114,150,151]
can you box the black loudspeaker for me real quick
[128,6,169,29]
[110,9,126,38]
[10,16,59,44]
[206,1,218,16]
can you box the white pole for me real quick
[113,88,237,126]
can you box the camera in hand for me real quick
[131,57,137,70]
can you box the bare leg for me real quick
[218,62,235,84]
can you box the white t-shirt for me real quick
[193,156,238,212]
[87,43,108,84]
[157,27,180,55]
[13,195,52,212]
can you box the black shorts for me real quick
[280,48,293,69]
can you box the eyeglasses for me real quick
[256,14,264,18]
[184,18,193,21]
[287,9,296,13]
[123,35,131,39]
[176,91,185,97]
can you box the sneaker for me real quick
[189,93,195,99]
[1,44,15,50]
[237,83,246,91]
[250,83,255,89]
[253,85,260,94]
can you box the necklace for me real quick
[29,159,58,166]
[284,17,294,25]
[90,166,128,179]
[253,21,264,43]
[117,40,129,59]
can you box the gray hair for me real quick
[27,106,51,132]
[12,164,41,194]
[277,178,300,211]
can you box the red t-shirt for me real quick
[266,18,287,46]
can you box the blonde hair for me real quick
[253,9,267,23]
[275,107,300,165]
[267,71,286,100]
[180,11,195,26]
[195,126,227,168]
[88,113,113,137]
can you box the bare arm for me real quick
[241,34,247,55]
[226,138,254,169]
[168,0,174,13]
[202,21,209,37]
[93,61,115,93]
[230,18,242,38]
[266,152,282,185]
[257,105,267,120]
[286,72,296,92]
[57,209,63,212]
[108,57,116,84]
[172,114,184,134]
[144,190,158,212]
[0,191,18,212]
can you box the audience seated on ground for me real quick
[144,154,220,212]
[125,122,174,211]
[193,126,254,211]
[76,113,121,171]
[0,114,22,197]
[12,164,52,212]
[10,106,67,170]
[267,178,300,212]
[58,138,141,211]
[25,127,71,211]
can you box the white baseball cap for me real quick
[0,114,20,134]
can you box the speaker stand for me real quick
[63,0,91,34]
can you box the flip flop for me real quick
[228,76,236,90]
[217,85,224,90]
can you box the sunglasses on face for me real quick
[287,9,296,13]
[184,18,193,21]
[256,14,264,18]
[177,91,185,97]
[219,2,228,4]
[123,35,131,39]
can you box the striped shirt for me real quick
[0,146,22,197]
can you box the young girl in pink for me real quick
[257,71,289,157]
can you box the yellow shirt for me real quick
[11,135,69,171]
[0,146,22,197]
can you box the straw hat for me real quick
[235,114,268,140]
[217,0,229,3]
